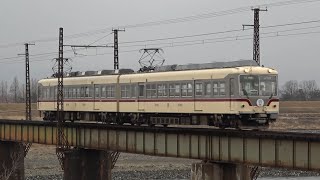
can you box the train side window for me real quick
[146,84,156,98]
[80,87,85,98]
[169,84,175,97]
[181,83,187,97]
[182,82,193,97]
[187,83,193,97]
[85,87,89,98]
[127,85,131,98]
[204,82,212,96]
[68,87,73,98]
[213,83,219,96]
[107,85,115,98]
[157,83,168,98]
[54,87,57,99]
[95,86,100,99]
[43,88,46,100]
[64,88,68,99]
[219,82,226,96]
[131,85,136,98]
[138,84,145,97]
[76,88,81,98]
[73,88,77,98]
[195,82,203,97]
[89,86,94,98]
[169,83,181,97]
[101,86,106,98]
[49,87,54,99]
[121,85,130,98]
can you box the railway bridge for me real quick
[0,120,320,180]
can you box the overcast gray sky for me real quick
[0,0,320,85]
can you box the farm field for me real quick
[1,102,320,179]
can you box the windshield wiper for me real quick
[269,93,273,99]
[243,89,250,99]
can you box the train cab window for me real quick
[101,86,106,98]
[204,82,212,96]
[195,82,203,96]
[138,84,145,97]
[95,86,100,98]
[219,82,226,96]
[131,85,136,98]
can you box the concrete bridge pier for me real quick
[63,148,112,180]
[0,141,25,180]
[191,162,250,180]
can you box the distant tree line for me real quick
[280,80,320,101]
[0,76,38,103]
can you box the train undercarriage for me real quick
[42,111,275,129]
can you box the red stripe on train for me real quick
[39,98,254,106]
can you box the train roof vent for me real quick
[68,71,80,77]
[100,70,114,75]
[85,71,96,76]
[118,69,135,74]
[154,60,258,72]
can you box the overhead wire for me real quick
[1,18,320,63]
[0,0,319,49]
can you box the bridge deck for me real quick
[0,120,320,171]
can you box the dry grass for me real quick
[0,103,40,120]
[280,101,320,113]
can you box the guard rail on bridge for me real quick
[0,120,320,171]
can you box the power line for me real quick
[1,19,320,64]
[0,0,319,49]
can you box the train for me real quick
[37,60,279,129]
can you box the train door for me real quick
[194,80,203,111]
[93,84,100,110]
[138,83,145,111]
[229,78,235,111]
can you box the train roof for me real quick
[38,62,277,86]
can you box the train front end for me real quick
[236,67,279,128]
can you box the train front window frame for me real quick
[239,75,277,97]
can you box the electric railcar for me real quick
[37,61,279,129]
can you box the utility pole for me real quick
[112,28,125,71]
[18,43,35,156]
[243,8,267,66]
[55,27,70,170]
[23,43,34,121]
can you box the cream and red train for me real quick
[37,61,279,129]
